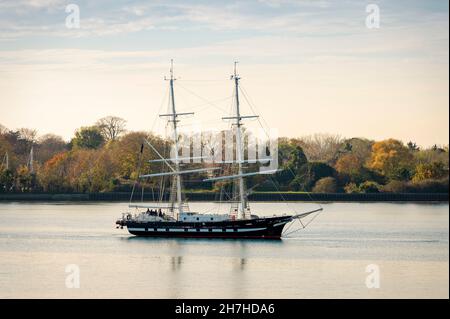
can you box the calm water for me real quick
[0,201,448,298]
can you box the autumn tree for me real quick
[335,153,383,185]
[335,154,362,179]
[96,116,127,142]
[35,134,68,163]
[412,162,448,182]
[66,148,118,192]
[0,130,34,167]
[414,146,449,168]
[15,165,35,192]
[65,149,96,192]
[344,182,360,193]
[110,131,167,181]
[38,152,70,192]
[341,138,373,163]
[312,177,338,193]
[367,139,414,181]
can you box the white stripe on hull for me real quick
[128,227,267,232]
[273,222,288,227]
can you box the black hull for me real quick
[123,215,292,239]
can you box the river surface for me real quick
[0,201,448,298]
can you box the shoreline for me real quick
[0,192,447,202]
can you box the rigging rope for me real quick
[129,144,145,206]
[175,82,230,114]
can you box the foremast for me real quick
[136,61,221,220]
[232,62,247,220]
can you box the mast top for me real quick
[166,59,176,82]
[232,61,240,80]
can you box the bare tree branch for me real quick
[294,133,344,163]
[95,116,127,141]
[18,128,38,144]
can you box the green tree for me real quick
[287,145,308,171]
[290,162,335,191]
[275,144,308,188]
[71,127,105,149]
[0,168,14,192]
[358,181,381,193]
[407,141,419,152]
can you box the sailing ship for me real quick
[115,61,322,239]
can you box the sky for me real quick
[0,0,448,147]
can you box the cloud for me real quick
[0,23,447,75]
[0,0,65,14]
[257,0,331,8]
[0,0,447,44]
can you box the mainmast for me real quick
[167,59,183,217]
[202,62,281,219]
[232,62,247,219]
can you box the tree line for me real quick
[0,116,448,194]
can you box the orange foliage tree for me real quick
[367,139,414,180]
